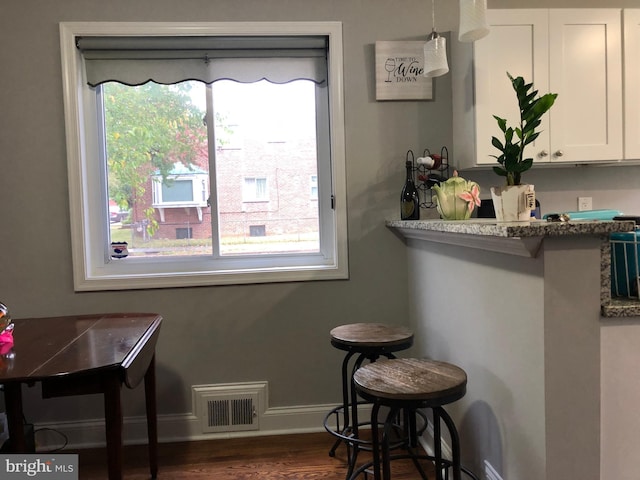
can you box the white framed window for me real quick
[152,171,209,208]
[243,177,268,202]
[60,21,348,291]
[151,163,210,223]
[310,175,318,200]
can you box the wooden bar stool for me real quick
[349,358,479,480]
[324,323,414,478]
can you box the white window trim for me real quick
[59,21,348,291]
[242,176,268,203]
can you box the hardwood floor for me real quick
[73,431,436,479]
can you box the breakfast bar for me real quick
[386,218,639,480]
[387,218,640,316]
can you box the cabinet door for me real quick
[473,10,550,165]
[549,9,622,162]
[624,9,640,160]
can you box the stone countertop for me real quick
[387,218,640,318]
[385,218,636,237]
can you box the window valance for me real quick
[76,36,329,87]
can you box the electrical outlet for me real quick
[578,196,593,211]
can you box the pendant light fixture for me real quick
[458,0,490,42]
[423,0,449,78]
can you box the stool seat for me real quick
[330,323,414,353]
[349,358,477,480]
[353,358,466,405]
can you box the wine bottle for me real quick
[401,161,420,220]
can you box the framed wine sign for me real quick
[375,41,433,101]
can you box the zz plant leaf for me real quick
[491,73,557,186]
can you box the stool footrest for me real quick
[324,404,429,448]
[348,453,480,480]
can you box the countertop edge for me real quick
[602,300,640,318]
[387,219,640,318]
[388,225,544,258]
[386,219,636,238]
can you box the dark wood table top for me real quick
[0,313,162,387]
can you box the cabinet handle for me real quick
[554,150,564,157]
[538,150,549,158]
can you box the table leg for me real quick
[104,375,123,480]
[3,383,26,452]
[144,354,158,479]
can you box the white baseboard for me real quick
[484,460,504,480]
[33,403,368,451]
[421,417,503,480]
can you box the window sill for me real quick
[75,260,347,291]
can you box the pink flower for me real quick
[458,184,481,213]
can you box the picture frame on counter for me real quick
[375,41,433,101]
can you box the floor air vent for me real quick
[193,382,265,433]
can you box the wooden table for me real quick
[0,312,162,480]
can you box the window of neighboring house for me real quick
[249,225,266,237]
[60,22,348,291]
[243,177,268,202]
[163,180,194,203]
[176,228,193,240]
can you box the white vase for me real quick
[490,184,535,222]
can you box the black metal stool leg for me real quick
[350,351,397,443]
[433,408,444,480]
[381,406,399,480]
[438,407,463,480]
[329,350,357,457]
[371,402,383,480]
[349,353,369,448]
[346,352,375,478]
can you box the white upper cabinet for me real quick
[549,9,622,163]
[624,9,640,160]
[453,9,623,170]
[472,10,549,166]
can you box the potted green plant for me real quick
[490,73,557,221]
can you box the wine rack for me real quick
[405,147,450,208]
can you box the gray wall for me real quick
[406,234,605,479]
[0,0,449,424]
[0,0,638,442]
[408,239,546,479]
